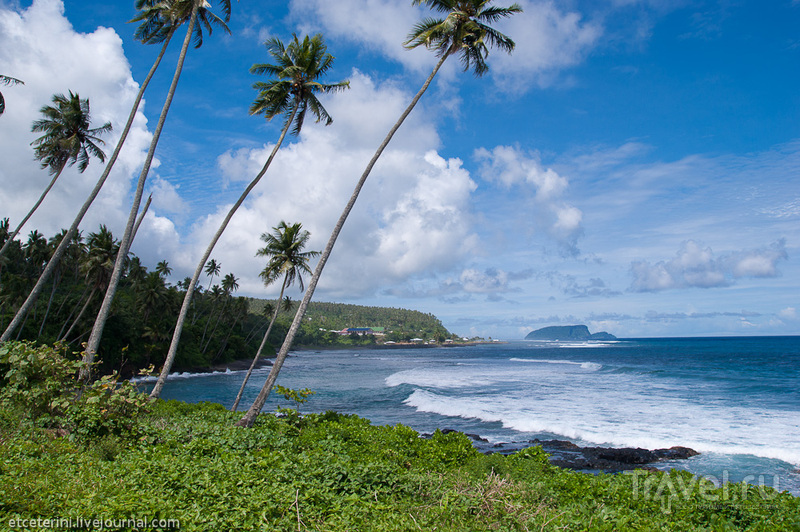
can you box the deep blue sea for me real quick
[140,337,800,495]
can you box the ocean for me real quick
[140,337,800,496]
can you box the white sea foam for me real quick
[526,341,618,348]
[385,368,497,388]
[401,372,800,466]
[509,358,602,371]
[130,367,237,383]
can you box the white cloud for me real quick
[291,0,602,89]
[290,0,432,71]
[187,70,477,299]
[0,0,157,249]
[630,240,789,292]
[474,144,583,254]
[490,0,602,89]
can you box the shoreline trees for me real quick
[236,0,522,428]
[0,0,181,344]
[231,221,318,411]
[149,33,349,399]
[82,0,233,381]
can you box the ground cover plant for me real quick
[0,342,798,531]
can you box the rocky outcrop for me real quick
[437,431,699,473]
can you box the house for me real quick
[338,327,386,336]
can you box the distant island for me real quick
[525,325,616,341]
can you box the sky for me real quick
[1,0,798,339]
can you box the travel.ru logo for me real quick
[626,469,782,513]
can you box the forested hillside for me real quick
[248,299,453,344]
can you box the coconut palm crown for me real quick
[405,0,521,76]
[0,75,24,116]
[250,33,350,136]
[257,221,319,291]
[30,92,112,175]
[131,0,232,48]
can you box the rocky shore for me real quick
[432,430,699,473]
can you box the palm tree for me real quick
[231,221,318,411]
[201,272,239,354]
[0,0,184,344]
[0,92,111,264]
[237,0,522,427]
[221,272,239,294]
[82,0,232,380]
[149,33,349,398]
[204,258,221,292]
[156,260,172,278]
[59,226,119,343]
[0,75,24,117]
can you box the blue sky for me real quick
[1,0,798,339]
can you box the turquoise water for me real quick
[141,337,800,495]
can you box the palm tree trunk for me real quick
[60,286,97,343]
[0,165,65,261]
[57,283,91,340]
[149,104,299,399]
[80,11,198,381]
[0,32,172,344]
[202,296,229,354]
[199,297,219,347]
[237,54,449,427]
[132,194,153,240]
[37,268,61,338]
[231,275,287,411]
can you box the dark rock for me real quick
[425,429,698,474]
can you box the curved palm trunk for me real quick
[80,11,198,381]
[149,104,298,399]
[37,268,61,338]
[0,33,173,344]
[0,165,65,261]
[236,54,449,427]
[59,285,98,342]
[202,295,229,354]
[231,275,288,411]
[132,194,153,241]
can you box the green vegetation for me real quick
[0,223,264,377]
[253,300,453,344]
[0,218,456,380]
[1,341,797,531]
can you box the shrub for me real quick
[0,341,150,440]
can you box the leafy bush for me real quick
[0,393,798,531]
[0,341,150,439]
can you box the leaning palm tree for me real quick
[237,0,522,427]
[204,258,221,291]
[149,33,349,399]
[0,75,24,117]
[0,92,111,264]
[81,0,232,381]
[231,221,318,411]
[0,0,188,344]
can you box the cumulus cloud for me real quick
[474,145,583,255]
[291,0,601,89]
[630,239,788,292]
[188,70,477,299]
[290,0,431,71]
[0,0,153,242]
[490,0,602,89]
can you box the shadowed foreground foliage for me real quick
[0,342,798,531]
